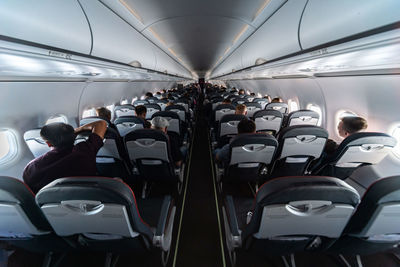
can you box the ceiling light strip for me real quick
[119,0,144,24]
[253,0,271,21]
[232,25,249,44]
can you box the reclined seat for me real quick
[124,129,184,195]
[311,132,397,179]
[217,114,247,148]
[222,176,360,266]
[35,177,176,266]
[0,176,69,265]
[265,103,288,114]
[252,98,269,109]
[253,110,283,135]
[24,129,51,158]
[328,175,400,256]
[132,99,149,106]
[270,125,329,177]
[217,134,278,191]
[244,102,262,118]
[285,110,320,127]
[114,116,144,137]
[144,104,161,120]
[114,104,136,118]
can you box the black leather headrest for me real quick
[215,104,235,111]
[253,109,282,119]
[144,103,161,110]
[230,133,278,148]
[220,114,247,124]
[278,125,328,140]
[114,116,144,125]
[124,128,168,142]
[244,102,262,109]
[165,105,186,112]
[152,111,180,120]
[114,104,135,111]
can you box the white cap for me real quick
[151,116,169,128]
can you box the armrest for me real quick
[156,195,173,236]
[153,196,176,251]
[225,195,240,237]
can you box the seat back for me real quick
[272,126,329,176]
[174,99,189,112]
[152,111,181,135]
[218,114,247,138]
[287,110,320,127]
[214,104,235,122]
[232,98,246,106]
[211,96,224,110]
[35,177,153,241]
[114,104,136,118]
[244,176,360,242]
[316,132,397,179]
[146,97,158,104]
[114,116,144,137]
[79,116,108,126]
[265,103,288,114]
[244,102,262,117]
[165,104,186,122]
[253,110,283,134]
[132,99,149,106]
[144,104,161,120]
[24,129,50,158]
[154,99,168,111]
[252,98,269,109]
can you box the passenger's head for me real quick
[338,116,368,138]
[264,95,272,102]
[238,89,245,95]
[235,104,247,115]
[145,92,153,98]
[151,116,169,133]
[95,107,111,121]
[135,105,147,119]
[221,98,232,104]
[237,119,256,134]
[271,97,283,103]
[40,123,75,149]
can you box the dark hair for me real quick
[40,123,75,149]
[341,116,368,134]
[271,97,283,103]
[237,119,256,134]
[95,107,111,121]
[145,92,153,98]
[222,98,232,104]
[135,105,147,116]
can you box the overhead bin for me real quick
[0,0,91,54]
[153,49,192,77]
[299,0,400,50]
[211,0,306,78]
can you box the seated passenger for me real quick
[264,94,272,103]
[151,116,184,167]
[95,107,118,131]
[325,116,368,155]
[23,120,107,193]
[238,89,245,95]
[271,97,283,103]
[222,98,232,104]
[235,104,247,116]
[135,105,151,128]
[215,118,255,166]
[145,92,153,98]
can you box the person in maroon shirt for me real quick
[23,120,107,193]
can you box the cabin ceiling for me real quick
[100,0,287,77]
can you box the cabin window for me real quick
[391,125,400,158]
[45,114,68,125]
[82,108,96,118]
[121,99,129,105]
[0,129,17,165]
[288,99,299,113]
[307,104,323,126]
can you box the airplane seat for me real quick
[24,129,51,158]
[211,96,224,110]
[174,99,189,113]
[328,175,400,255]
[132,99,150,107]
[217,114,247,148]
[265,103,288,114]
[311,132,397,179]
[151,111,186,146]
[214,104,236,124]
[244,102,262,118]
[217,133,278,191]
[114,104,136,118]
[284,110,320,128]
[253,109,283,135]
[146,97,158,104]
[222,176,360,265]
[232,98,246,106]
[114,116,144,137]
[75,126,131,181]
[0,176,69,253]
[35,177,176,262]
[252,98,269,109]
[144,104,162,120]
[154,99,168,111]
[165,104,187,123]
[124,129,184,196]
[270,125,329,178]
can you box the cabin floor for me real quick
[6,104,400,267]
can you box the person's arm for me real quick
[75,120,107,139]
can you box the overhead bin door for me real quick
[0,0,92,54]
[299,0,400,50]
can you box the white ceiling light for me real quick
[119,0,144,24]
[232,25,249,44]
[253,0,271,21]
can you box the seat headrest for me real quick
[253,109,283,118]
[230,133,278,147]
[220,114,247,123]
[278,125,329,140]
[124,128,168,142]
[79,116,109,127]
[256,176,360,207]
[114,104,135,111]
[144,103,161,110]
[114,116,144,125]
[215,104,235,111]
[132,100,149,106]
[152,111,180,120]
[165,105,186,112]
[244,102,262,109]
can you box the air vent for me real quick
[129,60,142,68]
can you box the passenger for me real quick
[135,105,151,128]
[271,97,283,103]
[325,116,368,155]
[145,92,153,98]
[221,98,232,104]
[23,120,107,193]
[215,119,256,166]
[238,89,245,95]
[151,116,184,167]
[235,104,247,115]
[264,94,272,102]
[95,107,118,131]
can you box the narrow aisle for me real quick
[174,104,225,267]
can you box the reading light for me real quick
[119,0,144,24]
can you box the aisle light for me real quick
[119,0,144,24]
